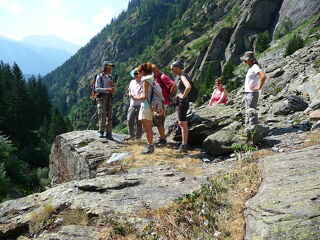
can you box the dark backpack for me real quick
[184,74,198,102]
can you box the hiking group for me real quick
[92,51,266,155]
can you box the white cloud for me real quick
[92,6,114,26]
[46,16,96,45]
[0,0,22,14]
[43,0,64,14]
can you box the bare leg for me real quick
[141,119,153,144]
[179,120,188,145]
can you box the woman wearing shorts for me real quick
[133,62,155,154]
[170,61,191,154]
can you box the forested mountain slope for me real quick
[43,0,320,130]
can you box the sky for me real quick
[0,0,130,46]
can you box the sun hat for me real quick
[171,60,184,69]
[130,68,138,78]
[240,51,256,61]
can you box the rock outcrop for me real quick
[245,145,320,239]
[226,0,283,64]
[276,0,320,30]
[49,131,124,185]
[1,135,235,239]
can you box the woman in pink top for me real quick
[208,78,227,106]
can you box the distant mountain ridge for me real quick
[21,35,80,55]
[0,35,80,75]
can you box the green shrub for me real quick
[0,163,9,201]
[231,144,258,152]
[255,31,270,53]
[284,33,305,57]
[274,17,293,39]
[222,61,235,81]
[113,123,128,134]
[222,61,239,91]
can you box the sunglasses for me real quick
[134,72,138,76]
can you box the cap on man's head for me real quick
[171,60,184,69]
[240,51,256,61]
[102,61,115,69]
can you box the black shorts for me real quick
[176,97,189,121]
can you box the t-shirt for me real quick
[141,74,155,109]
[245,64,262,92]
[155,73,174,105]
[128,79,143,106]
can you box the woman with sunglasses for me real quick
[125,68,143,141]
[170,60,191,154]
[208,78,227,106]
[132,62,155,154]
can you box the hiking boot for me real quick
[141,144,155,155]
[106,132,114,140]
[155,138,167,147]
[176,144,188,154]
[98,131,104,138]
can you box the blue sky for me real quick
[0,0,130,46]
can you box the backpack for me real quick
[148,81,165,112]
[184,74,198,102]
[90,73,100,101]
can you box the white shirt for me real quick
[245,64,261,92]
[128,79,142,106]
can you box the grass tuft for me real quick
[27,204,55,235]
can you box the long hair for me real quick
[137,62,153,75]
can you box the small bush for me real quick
[28,204,55,235]
[255,31,270,53]
[222,61,238,91]
[222,61,235,81]
[231,144,258,153]
[274,17,293,39]
[113,123,128,134]
[284,33,305,57]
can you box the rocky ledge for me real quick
[245,145,320,239]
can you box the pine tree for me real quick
[2,63,33,147]
[48,108,68,142]
[284,33,304,57]
[256,31,270,53]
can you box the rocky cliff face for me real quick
[43,0,319,130]
[276,0,320,30]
